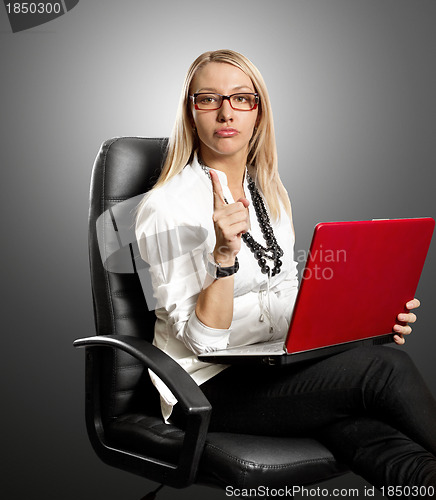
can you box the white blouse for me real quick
[135,155,299,421]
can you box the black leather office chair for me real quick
[74,137,348,495]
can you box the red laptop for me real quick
[198,218,435,366]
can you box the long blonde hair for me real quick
[138,49,292,223]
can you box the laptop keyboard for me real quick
[214,340,285,356]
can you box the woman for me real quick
[135,49,436,490]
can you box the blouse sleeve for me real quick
[135,191,231,355]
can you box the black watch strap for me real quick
[215,256,239,278]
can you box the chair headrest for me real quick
[91,137,168,204]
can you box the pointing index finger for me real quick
[209,169,227,209]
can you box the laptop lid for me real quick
[285,218,435,354]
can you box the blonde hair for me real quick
[138,49,292,223]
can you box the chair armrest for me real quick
[73,334,211,412]
[73,334,212,488]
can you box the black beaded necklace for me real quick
[198,157,284,277]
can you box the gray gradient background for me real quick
[1,1,435,498]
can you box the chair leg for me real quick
[140,484,164,500]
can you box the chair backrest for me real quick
[89,137,168,422]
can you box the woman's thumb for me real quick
[236,197,250,208]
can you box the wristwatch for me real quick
[205,252,239,279]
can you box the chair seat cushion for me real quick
[199,432,347,488]
[108,413,347,489]
[108,413,184,463]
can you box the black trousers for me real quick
[197,346,436,490]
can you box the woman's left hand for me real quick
[393,298,421,345]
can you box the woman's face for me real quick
[190,62,259,164]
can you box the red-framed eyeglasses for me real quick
[190,93,259,111]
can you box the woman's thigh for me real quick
[200,345,433,437]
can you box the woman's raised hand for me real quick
[210,169,250,265]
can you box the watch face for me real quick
[206,252,219,279]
